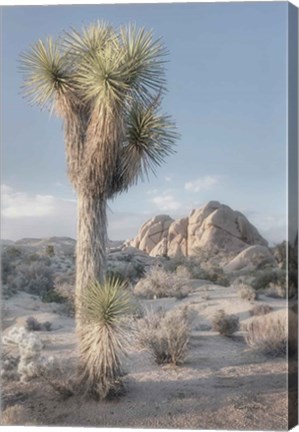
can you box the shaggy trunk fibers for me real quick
[75,193,107,317]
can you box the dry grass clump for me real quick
[78,277,135,400]
[134,265,190,299]
[138,307,190,365]
[250,304,273,317]
[212,309,240,336]
[238,284,258,302]
[245,311,297,356]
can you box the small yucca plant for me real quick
[77,277,134,399]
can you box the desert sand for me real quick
[2,282,288,430]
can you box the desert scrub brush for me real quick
[77,277,135,400]
[138,306,190,365]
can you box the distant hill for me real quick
[1,237,124,255]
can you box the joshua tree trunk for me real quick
[75,193,108,318]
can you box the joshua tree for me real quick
[20,23,176,306]
[20,22,177,397]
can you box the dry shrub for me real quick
[174,285,191,300]
[251,268,289,296]
[212,309,240,336]
[16,262,55,296]
[250,304,273,316]
[1,352,19,381]
[37,358,75,399]
[175,265,192,279]
[138,307,190,365]
[134,265,189,299]
[55,283,75,317]
[245,311,297,356]
[203,265,230,287]
[266,282,297,299]
[163,256,206,280]
[238,284,257,302]
[1,404,37,426]
[25,316,52,331]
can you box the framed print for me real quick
[1,2,298,429]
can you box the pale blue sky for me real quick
[1,2,288,243]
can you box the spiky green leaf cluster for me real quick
[20,38,71,108]
[20,21,178,193]
[80,277,134,326]
[123,100,177,182]
[78,277,135,399]
[20,22,167,110]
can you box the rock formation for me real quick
[130,215,174,255]
[129,201,268,258]
[223,245,275,273]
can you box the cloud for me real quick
[1,184,77,240]
[151,194,181,211]
[1,184,56,218]
[1,184,151,242]
[146,189,159,195]
[184,175,219,193]
[164,176,172,182]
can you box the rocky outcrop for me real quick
[167,218,188,257]
[223,245,275,273]
[187,202,267,255]
[129,201,268,258]
[130,215,174,255]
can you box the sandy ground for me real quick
[1,283,290,430]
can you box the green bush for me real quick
[106,269,129,285]
[42,290,65,303]
[251,269,285,291]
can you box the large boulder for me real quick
[188,202,267,255]
[223,245,276,273]
[128,201,269,258]
[167,218,188,257]
[130,215,174,255]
